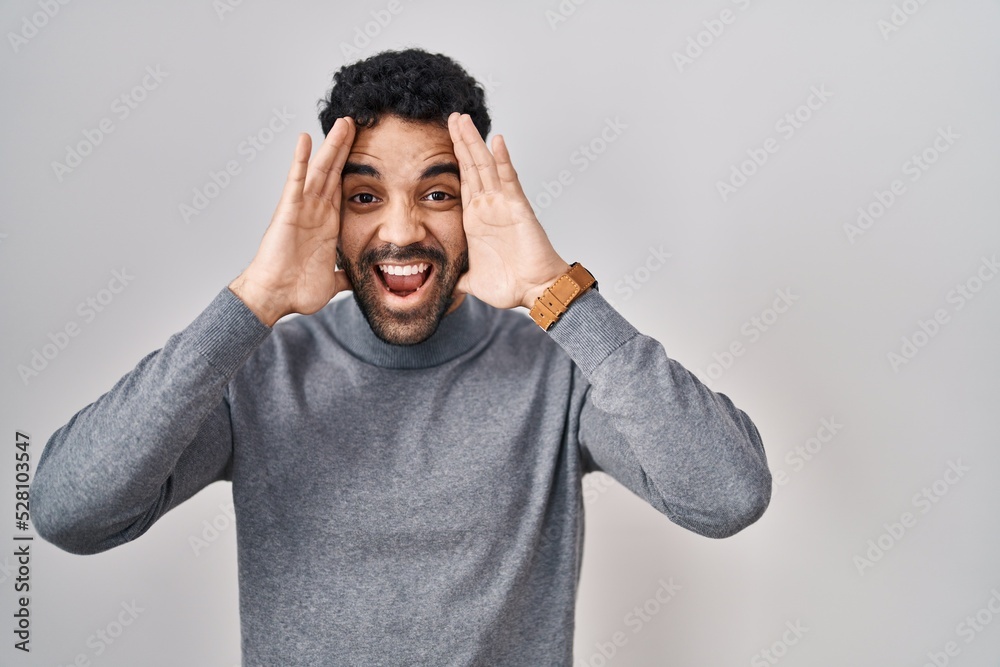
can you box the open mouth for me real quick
[374,262,434,299]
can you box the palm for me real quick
[447,113,569,310]
[255,177,343,314]
[233,118,356,322]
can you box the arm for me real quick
[445,113,771,537]
[35,117,360,554]
[548,289,772,538]
[33,290,270,554]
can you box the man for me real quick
[33,48,772,665]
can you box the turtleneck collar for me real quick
[324,293,494,369]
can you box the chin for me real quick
[338,246,467,345]
[354,267,456,346]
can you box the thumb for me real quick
[454,271,473,299]
[333,269,353,296]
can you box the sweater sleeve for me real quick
[32,287,272,555]
[547,288,772,538]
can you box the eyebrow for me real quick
[342,161,460,181]
[419,162,460,181]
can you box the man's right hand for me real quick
[228,116,357,327]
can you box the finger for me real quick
[303,117,350,199]
[458,114,501,194]
[279,133,312,206]
[449,112,483,200]
[491,134,529,200]
[319,116,356,202]
[448,113,474,203]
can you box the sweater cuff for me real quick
[545,288,638,377]
[188,287,272,377]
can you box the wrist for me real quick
[527,262,598,331]
[228,273,287,327]
[521,260,572,310]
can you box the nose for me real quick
[376,199,427,248]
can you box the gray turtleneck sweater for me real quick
[33,285,771,666]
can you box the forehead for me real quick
[346,115,456,175]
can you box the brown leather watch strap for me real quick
[529,262,597,331]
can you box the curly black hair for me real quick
[317,48,491,140]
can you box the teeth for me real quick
[378,262,429,276]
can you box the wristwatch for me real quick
[529,262,597,331]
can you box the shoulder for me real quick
[239,299,346,374]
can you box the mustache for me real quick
[360,243,448,267]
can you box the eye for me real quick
[349,192,379,205]
[424,191,454,202]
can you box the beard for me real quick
[336,243,469,346]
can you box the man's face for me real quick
[336,114,469,346]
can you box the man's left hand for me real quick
[447,112,571,311]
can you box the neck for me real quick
[326,292,491,369]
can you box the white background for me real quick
[2,1,999,665]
